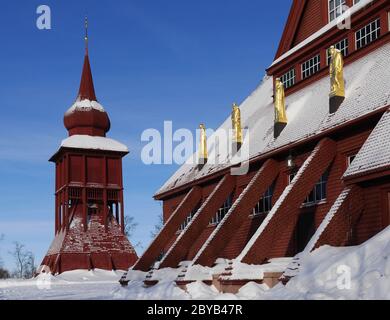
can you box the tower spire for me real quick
[64,17,110,137]
[77,17,97,101]
[84,16,88,55]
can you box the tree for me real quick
[124,215,142,249]
[0,234,9,278]
[150,213,164,239]
[24,252,37,279]
[9,242,36,279]
[0,268,10,279]
[124,216,138,238]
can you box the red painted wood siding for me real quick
[158,126,379,264]
[293,0,327,46]
[107,158,121,186]
[354,180,390,243]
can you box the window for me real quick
[301,55,321,80]
[347,154,357,167]
[288,169,329,205]
[356,19,381,50]
[210,195,233,225]
[326,38,349,65]
[280,68,296,89]
[179,204,200,231]
[253,183,275,216]
[328,0,346,22]
[303,170,330,205]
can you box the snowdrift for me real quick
[120,226,390,300]
[269,226,390,300]
[1,227,389,299]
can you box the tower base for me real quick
[39,210,138,275]
[39,252,137,274]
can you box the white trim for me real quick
[301,54,321,80]
[280,68,296,89]
[355,19,381,50]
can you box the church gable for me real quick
[275,0,328,59]
[292,0,327,46]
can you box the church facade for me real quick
[126,0,390,291]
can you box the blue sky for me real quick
[0,0,291,270]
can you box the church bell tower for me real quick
[39,21,138,274]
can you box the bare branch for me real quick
[150,213,164,239]
[8,242,36,279]
[124,215,138,239]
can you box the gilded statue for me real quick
[274,78,288,124]
[199,124,208,163]
[231,103,243,144]
[329,46,345,98]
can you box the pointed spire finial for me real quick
[84,16,89,54]
[76,17,97,102]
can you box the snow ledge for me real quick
[65,99,105,115]
[60,135,129,153]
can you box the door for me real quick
[296,210,316,253]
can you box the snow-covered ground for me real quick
[0,269,126,300]
[1,227,390,300]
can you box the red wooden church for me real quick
[39,38,138,274]
[124,0,390,291]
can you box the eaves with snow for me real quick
[60,135,129,153]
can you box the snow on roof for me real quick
[60,135,129,153]
[156,42,390,196]
[270,0,374,68]
[65,99,105,115]
[344,110,390,179]
[46,230,66,255]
